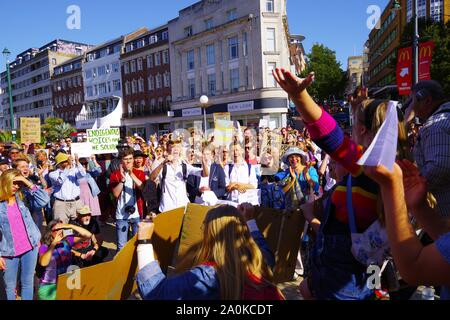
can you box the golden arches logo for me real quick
[398,50,410,62]
[420,46,433,59]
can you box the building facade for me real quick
[121,25,172,137]
[168,0,291,130]
[51,56,85,125]
[0,40,91,130]
[346,56,363,95]
[406,0,450,23]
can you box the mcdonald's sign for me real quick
[399,50,411,62]
[419,41,435,81]
[397,47,412,96]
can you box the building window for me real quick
[112,62,120,72]
[163,50,170,64]
[185,26,193,37]
[208,74,216,96]
[229,36,239,60]
[243,32,248,56]
[85,69,93,79]
[267,63,277,87]
[86,86,93,97]
[113,79,121,92]
[131,80,137,94]
[124,62,130,74]
[206,44,215,65]
[138,78,145,92]
[137,58,143,71]
[266,0,274,12]
[188,78,196,99]
[164,72,171,88]
[98,65,107,76]
[148,76,155,91]
[156,74,162,89]
[230,68,239,92]
[155,52,161,66]
[161,31,169,41]
[205,18,214,30]
[130,60,136,73]
[187,50,195,70]
[147,55,153,68]
[227,9,237,22]
[266,28,276,52]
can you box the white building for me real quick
[168,0,291,130]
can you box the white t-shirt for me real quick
[116,173,140,220]
[224,162,259,203]
[158,161,203,212]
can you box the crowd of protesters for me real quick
[0,72,449,300]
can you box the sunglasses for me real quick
[10,151,19,155]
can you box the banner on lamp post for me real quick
[418,41,435,81]
[396,47,413,96]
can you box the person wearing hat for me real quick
[0,155,10,176]
[7,146,25,163]
[70,205,108,268]
[134,150,150,178]
[275,147,320,211]
[48,152,86,223]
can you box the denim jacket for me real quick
[136,229,275,300]
[0,194,42,257]
[83,166,102,198]
[21,185,51,214]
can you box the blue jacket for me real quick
[187,163,227,202]
[83,165,102,198]
[136,229,275,300]
[0,192,44,257]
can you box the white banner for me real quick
[71,143,94,158]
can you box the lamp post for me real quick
[2,48,15,141]
[199,95,209,135]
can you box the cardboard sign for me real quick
[71,143,94,158]
[86,128,120,155]
[214,119,233,147]
[20,118,41,143]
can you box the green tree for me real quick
[0,131,13,142]
[42,117,76,142]
[301,44,347,102]
[400,19,450,94]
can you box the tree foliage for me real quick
[301,44,348,102]
[41,117,76,142]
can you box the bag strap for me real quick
[228,164,234,178]
[346,174,358,234]
[182,162,187,181]
[161,164,167,193]
[247,163,252,177]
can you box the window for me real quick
[266,0,274,12]
[125,81,131,95]
[130,60,136,73]
[98,83,107,95]
[205,18,214,30]
[243,32,248,56]
[112,62,120,72]
[208,74,216,96]
[187,50,195,70]
[124,62,130,74]
[227,9,237,22]
[148,76,155,91]
[98,65,107,76]
[230,68,239,92]
[113,79,121,92]
[229,36,239,60]
[164,72,171,88]
[161,31,169,41]
[147,55,153,68]
[137,58,143,71]
[156,74,162,89]
[131,80,137,94]
[138,78,144,92]
[149,35,158,44]
[85,69,93,79]
[163,50,169,64]
[266,28,276,51]
[188,79,196,99]
[206,44,215,65]
[155,52,161,66]
[267,63,276,87]
[185,26,193,37]
[86,86,93,97]
[52,58,57,65]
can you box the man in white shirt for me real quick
[49,153,86,223]
[224,144,259,204]
[150,141,209,212]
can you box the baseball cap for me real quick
[76,206,92,216]
[0,155,9,165]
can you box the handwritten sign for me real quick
[86,128,120,155]
[71,143,93,158]
[20,118,41,143]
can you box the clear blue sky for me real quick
[0,0,389,72]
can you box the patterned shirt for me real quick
[39,236,75,285]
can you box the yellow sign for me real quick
[420,45,433,59]
[20,118,41,144]
[399,50,411,62]
[213,112,231,124]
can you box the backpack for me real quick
[142,179,159,212]
[160,162,187,194]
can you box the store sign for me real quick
[182,108,202,117]
[228,101,254,112]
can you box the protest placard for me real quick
[86,128,120,155]
[71,143,93,158]
[214,119,233,147]
[20,118,41,143]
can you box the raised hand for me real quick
[397,159,428,210]
[349,87,369,109]
[138,221,155,241]
[272,68,315,98]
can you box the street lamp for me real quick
[199,95,209,134]
[392,0,419,85]
[2,48,15,140]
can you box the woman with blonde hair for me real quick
[135,204,282,300]
[0,169,45,300]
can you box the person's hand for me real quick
[237,186,247,194]
[119,165,126,181]
[13,175,33,189]
[289,166,296,179]
[349,87,369,110]
[226,183,236,192]
[364,163,402,187]
[238,202,255,221]
[272,68,315,98]
[138,221,155,241]
[90,155,97,163]
[145,212,158,220]
[84,250,96,261]
[74,153,80,164]
[51,232,65,245]
[0,257,6,271]
[199,186,211,193]
[397,159,428,210]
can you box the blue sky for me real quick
[0,0,389,72]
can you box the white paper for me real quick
[201,191,219,206]
[259,119,269,128]
[71,143,94,158]
[199,177,209,189]
[237,189,261,206]
[356,101,399,171]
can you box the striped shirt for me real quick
[414,102,450,218]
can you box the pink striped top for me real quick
[7,202,32,257]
